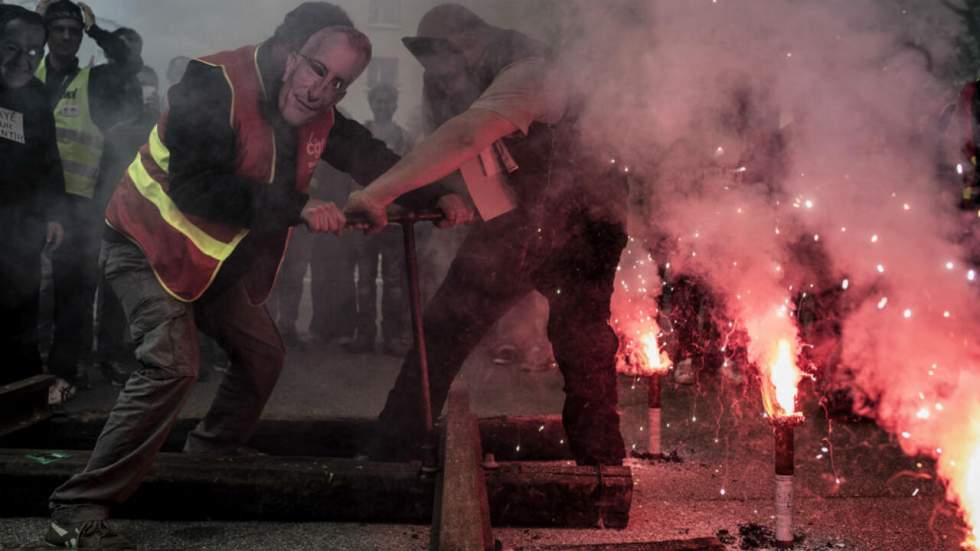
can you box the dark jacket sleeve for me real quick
[36,90,67,224]
[322,109,447,210]
[87,24,143,132]
[164,61,308,230]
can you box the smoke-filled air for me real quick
[2,0,979,547]
[592,1,978,545]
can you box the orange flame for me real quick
[618,331,672,377]
[937,410,980,549]
[761,338,802,418]
[640,333,671,375]
[961,440,980,549]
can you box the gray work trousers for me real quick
[49,238,285,523]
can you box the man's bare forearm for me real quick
[363,109,518,203]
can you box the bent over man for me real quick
[43,3,460,548]
[347,4,629,467]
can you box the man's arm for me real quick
[323,109,447,210]
[87,25,142,75]
[353,108,517,205]
[86,18,144,131]
[165,61,308,231]
[345,58,563,227]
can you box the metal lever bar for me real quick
[346,208,444,470]
[344,209,444,229]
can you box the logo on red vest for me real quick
[306,134,326,168]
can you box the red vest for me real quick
[105,44,333,304]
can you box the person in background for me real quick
[0,5,65,386]
[272,159,360,347]
[308,162,360,345]
[34,0,142,400]
[364,83,412,152]
[346,83,413,355]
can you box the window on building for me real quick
[368,0,401,25]
[367,57,399,88]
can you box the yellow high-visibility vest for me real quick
[36,59,104,199]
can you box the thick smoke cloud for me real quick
[583,0,977,540]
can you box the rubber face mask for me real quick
[279,31,368,128]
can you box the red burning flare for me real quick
[965,441,980,549]
[944,424,980,550]
[762,338,803,418]
[618,331,672,377]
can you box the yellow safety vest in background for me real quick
[36,59,104,199]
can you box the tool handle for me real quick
[345,209,444,228]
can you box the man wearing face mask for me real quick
[34,0,143,398]
[0,5,65,386]
[346,4,629,467]
[42,3,463,548]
